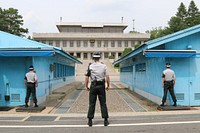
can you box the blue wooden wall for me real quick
[120,32,200,106]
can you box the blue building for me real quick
[113,24,200,106]
[0,31,82,107]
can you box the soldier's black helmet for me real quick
[92,52,101,58]
[166,63,171,68]
[29,65,34,70]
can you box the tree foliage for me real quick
[146,27,166,40]
[121,48,132,57]
[146,0,200,40]
[0,7,28,37]
[186,0,200,27]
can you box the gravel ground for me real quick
[67,82,158,113]
[68,89,133,113]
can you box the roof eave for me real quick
[113,44,147,65]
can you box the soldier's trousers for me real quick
[87,83,109,119]
[25,83,37,104]
[162,81,177,104]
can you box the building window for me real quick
[54,63,75,78]
[84,41,88,47]
[104,53,109,58]
[63,40,67,47]
[77,53,81,58]
[90,43,94,47]
[77,41,81,47]
[70,41,74,47]
[84,53,87,59]
[42,40,46,44]
[131,41,135,47]
[111,52,115,58]
[48,41,53,46]
[111,41,115,47]
[104,41,108,47]
[97,41,101,47]
[118,53,122,58]
[121,66,133,72]
[118,41,122,47]
[125,41,128,47]
[136,63,146,72]
[69,53,74,56]
[56,41,60,47]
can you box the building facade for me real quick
[113,24,200,106]
[33,22,150,60]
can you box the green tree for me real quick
[186,0,200,27]
[176,2,188,21]
[0,7,28,37]
[166,2,188,34]
[146,27,166,40]
[121,48,132,57]
[146,1,200,39]
[166,16,188,34]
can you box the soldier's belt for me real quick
[92,81,105,85]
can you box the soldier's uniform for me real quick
[161,63,177,106]
[85,52,109,126]
[24,66,38,107]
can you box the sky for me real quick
[1,0,200,36]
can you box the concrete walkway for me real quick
[1,81,158,114]
[47,82,158,114]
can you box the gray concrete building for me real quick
[33,22,150,60]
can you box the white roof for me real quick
[56,22,128,28]
[33,33,150,39]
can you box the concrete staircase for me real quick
[75,59,119,82]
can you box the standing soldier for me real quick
[24,65,38,107]
[85,52,110,127]
[160,63,177,107]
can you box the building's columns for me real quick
[102,52,105,60]
[74,52,77,57]
[115,52,118,60]
[81,52,84,60]
[109,52,112,56]
[87,53,91,60]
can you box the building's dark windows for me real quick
[104,41,108,47]
[70,41,74,47]
[111,41,115,47]
[54,63,75,78]
[49,41,53,46]
[125,41,128,47]
[118,41,122,47]
[63,40,67,47]
[84,41,88,47]
[135,63,146,72]
[97,41,101,47]
[77,41,81,47]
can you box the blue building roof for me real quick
[113,24,200,65]
[0,31,82,64]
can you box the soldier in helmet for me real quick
[160,63,177,107]
[85,52,110,127]
[24,65,38,108]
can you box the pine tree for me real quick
[146,1,200,39]
[176,2,188,21]
[166,2,188,34]
[186,0,200,27]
